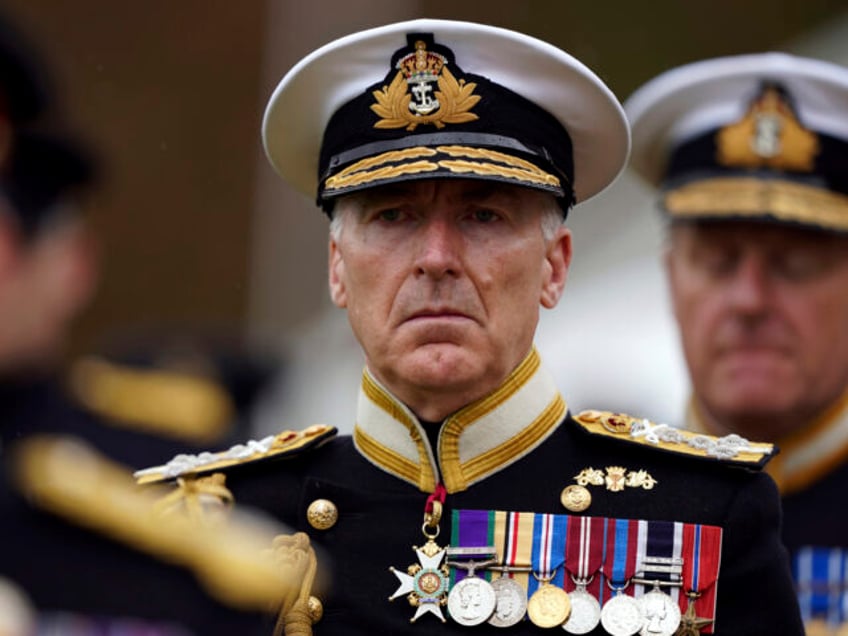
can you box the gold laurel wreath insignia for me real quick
[371,66,480,132]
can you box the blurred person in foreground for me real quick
[0,14,288,635]
[0,122,275,470]
[139,19,802,635]
[625,52,848,633]
[0,140,280,478]
[0,23,275,470]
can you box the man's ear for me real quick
[540,226,572,309]
[328,235,347,308]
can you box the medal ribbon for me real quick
[681,523,722,633]
[564,515,604,597]
[425,482,447,516]
[451,510,725,626]
[837,549,847,626]
[635,520,683,604]
[527,512,568,598]
[452,509,536,591]
[794,547,846,626]
[450,508,495,585]
[502,510,535,593]
[601,518,639,601]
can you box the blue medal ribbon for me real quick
[795,546,847,625]
[528,512,568,597]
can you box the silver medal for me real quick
[600,593,643,636]
[562,587,601,634]
[638,588,681,636]
[447,576,496,626]
[488,576,527,628]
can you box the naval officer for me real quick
[139,20,803,635]
[625,52,848,633]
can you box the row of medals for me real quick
[445,550,683,635]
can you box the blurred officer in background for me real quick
[140,20,803,635]
[625,52,848,633]
[0,13,286,635]
[0,123,278,469]
[0,16,277,471]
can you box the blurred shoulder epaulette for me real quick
[67,356,234,444]
[11,434,305,611]
[573,409,776,469]
[134,424,337,485]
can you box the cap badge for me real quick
[371,38,480,132]
[716,84,819,172]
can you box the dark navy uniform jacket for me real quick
[0,466,271,634]
[687,397,848,628]
[142,349,804,635]
[0,372,274,634]
[762,399,848,554]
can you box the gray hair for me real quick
[328,205,346,241]
[540,198,566,242]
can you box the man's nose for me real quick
[726,253,771,314]
[415,217,462,278]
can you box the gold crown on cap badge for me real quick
[397,40,447,86]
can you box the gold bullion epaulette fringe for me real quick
[68,356,235,444]
[134,424,337,485]
[573,410,776,468]
[11,434,310,612]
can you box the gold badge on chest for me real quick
[561,467,657,512]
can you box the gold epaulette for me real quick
[573,410,776,468]
[11,435,315,612]
[68,356,234,444]
[134,424,337,485]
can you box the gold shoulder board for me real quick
[12,435,307,611]
[68,356,234,444]
[573,410,775,468]
[134,424,337,485]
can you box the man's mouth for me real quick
[403,308,477,327]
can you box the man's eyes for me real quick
[376,208,402,222]
[773,250,834,280]
[691,245,835,281]
[365,207,406,223]
[367,208,504,223]
[691,245,738,276]
[470,209,500,223]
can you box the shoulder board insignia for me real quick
[68,356,234,444]
[11,435,304,611]
[573,409,776,468]
[134,424,337,484]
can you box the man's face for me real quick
[0,205,99,376]
[328,179,571,421]
[666,220,848,439]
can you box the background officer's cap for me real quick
[1,131,94,239]
[262,18,630,216]
[625,52,848,233]
[0,14,51,125]
[0,12,94,239]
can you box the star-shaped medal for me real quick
[389,538,450,622]
[674,597,714,636]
